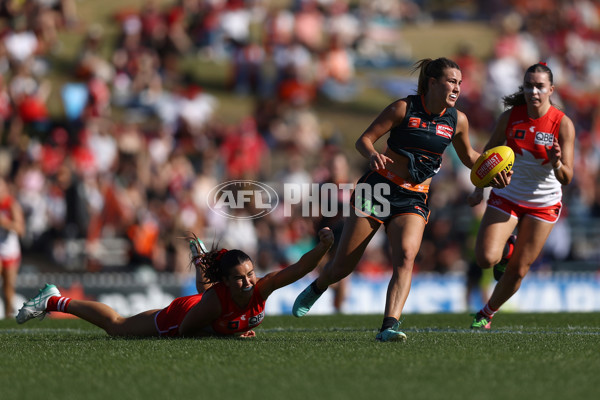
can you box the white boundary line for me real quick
[3,326,599,336]
[260,326,600,335]
[0,328,101,335]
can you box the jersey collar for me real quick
[420,94,446,117]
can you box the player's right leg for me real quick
[493,234,517,281]
[17,283,158,336]
[474,206,519,270]
[16,284,61,323]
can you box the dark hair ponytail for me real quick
[502,62,554,108]
[412,57,461,95]
[189,236,252,284]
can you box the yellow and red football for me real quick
[470,145,515,188]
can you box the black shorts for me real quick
[350,170,431,224]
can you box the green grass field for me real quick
[1,313,599,400]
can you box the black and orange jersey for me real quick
[387,94,458,183]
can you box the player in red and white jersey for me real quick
[0,176,25,319]
[468,62,575,329]
[16,228,334,337]
[496,104,565,207]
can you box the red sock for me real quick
[46,296,72,313]
[480,302,498,319]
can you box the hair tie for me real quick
[215,249,228,261]
[539,61,547,66]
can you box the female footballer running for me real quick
[292,57,510,341]
[468,62,575,329]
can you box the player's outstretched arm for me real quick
[257,228,334,299]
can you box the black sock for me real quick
[310,279,326,295]
[380,317,398,332]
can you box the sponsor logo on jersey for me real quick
[534,131,554,147]
[436,124,453,139]
[249,311,265,327]
[408,117,421,128]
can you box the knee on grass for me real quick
[103,317,131,337]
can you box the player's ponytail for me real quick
[190,236,252,284]
[413,57,461,95]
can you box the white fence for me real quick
[5,271,600,319]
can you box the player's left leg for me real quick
[472,215,554,329]
[66,300,159,337]
[17,283,159,337]
[375,214,425,342]
[488,216,554,310]
[1,258,20,318]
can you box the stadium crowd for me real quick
[0,0,599,285]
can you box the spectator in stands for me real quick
[0,175,25,318]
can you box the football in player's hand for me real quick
[470,146,515,188]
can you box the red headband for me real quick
[539,61,547,66]
[216,249,228,261]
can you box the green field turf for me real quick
[1,313,599,400]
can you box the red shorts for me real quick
[0,255,21,269]
[487,191,562,223]
[154,294,203,337]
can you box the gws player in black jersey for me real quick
[292,57,511,341]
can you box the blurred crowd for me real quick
[0,0,599,284]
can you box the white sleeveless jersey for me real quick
[492,104,564,207]
[0,195,21,259]
[0,230,21,258]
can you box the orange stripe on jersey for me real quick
[375,169,430,193]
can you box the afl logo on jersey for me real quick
[534,131,554,147]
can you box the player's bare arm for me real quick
[258,228,334,299]
[452,110,480,169]
[356,99,407,170]
[549,115,575,185]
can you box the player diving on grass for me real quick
[16,228,334,337]
[291,57,511,342]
